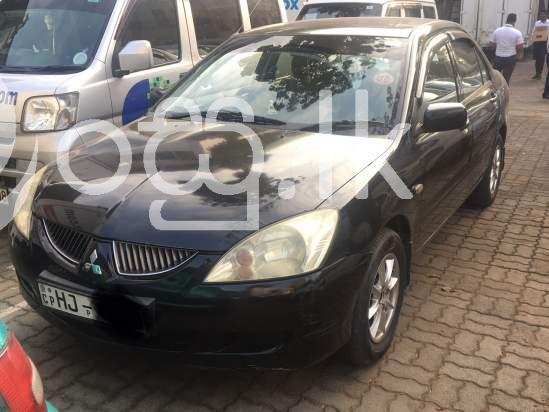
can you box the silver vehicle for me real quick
[0,0,287,194]
[297,0,438,20]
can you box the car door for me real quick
[449,35,499,194]
[107,0,194,126]
[412,36,473,248]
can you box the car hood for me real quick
[35,118,393,252]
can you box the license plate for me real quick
[39,283,97,320]
[0,188,8,203]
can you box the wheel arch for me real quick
[384,215,412,285]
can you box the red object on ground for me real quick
[0,329,47,412]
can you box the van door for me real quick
[403,4,423,17]
[422,4,437,19]
[385,5,403,17]
[185,0,246,62]
[107,0,193,126]
[246,0,287,29]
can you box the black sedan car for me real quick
[10,18,508,369]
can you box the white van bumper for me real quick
[0,127,84,187]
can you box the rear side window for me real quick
[190,0,243,57]
[475,49,491,82]
[248,0,282,28]
[115,0,181,68]
[451,39,483,98]
[423,6,436,19]
[386,6,402,17]
[404,5,422,18]
[423,44,458,103]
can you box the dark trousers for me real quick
[493,55,518,85]
[533,41,547,76]
[543,55,549,98]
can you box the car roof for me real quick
[303,0,436,4]
[245,17,463,39]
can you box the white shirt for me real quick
[491,24,524,58]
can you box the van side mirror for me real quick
[115,40,154,77]
[423,103,468,133]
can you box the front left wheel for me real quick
[344,229,407,367]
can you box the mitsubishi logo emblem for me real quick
[83,250,102,276]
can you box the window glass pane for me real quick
[404,6,422,18]
[423,45,457,103]
[423,6,436,19]
[117,0,180,68]
[161,35,409,136]
[190,0,242,57]
[475,49,491,83]
[452,39,483,98]
[0,0,116,72]
[386,6,401,17]
[298,3,383,19]
[248,0,282,28]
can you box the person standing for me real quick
[490,14,525,85]
[543,38,549,98]
[531,13,549,79]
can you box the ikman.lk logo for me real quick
[0,90,18,106]
[83,249,103,276]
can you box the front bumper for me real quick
[0,127,83,187]
[10,224,365,369]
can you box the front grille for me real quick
[113,241,196,276]
[43,220,93,264]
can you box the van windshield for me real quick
[297,3,383,20]
[0,0,116,74]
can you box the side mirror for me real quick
[115,40,154,77]
[423,103,468,133]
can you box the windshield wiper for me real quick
[163,110,286,126]
[0,65,84,73]
[32,65,85,72]
[301,120,387,133]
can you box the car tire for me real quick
[467,135,505,209]
[344,228,407,367]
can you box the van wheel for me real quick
[467,135,505,209]
[345,229,406,367]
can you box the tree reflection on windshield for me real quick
[164,34,407,136]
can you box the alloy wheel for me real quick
[368,253,400,343]
[490,144,503,197]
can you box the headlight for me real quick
[22,93,78,132]
[205,209,339,283]
[14,167,48,240]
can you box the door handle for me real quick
[489,92,498,103]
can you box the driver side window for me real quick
[423,44,458,104]
[113,0,181,71]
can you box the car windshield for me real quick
[298,3,383,19]
[0,0,116,74]
[159,35,408,136]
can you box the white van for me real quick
[0,0,286,192]
[297,0,438,20]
